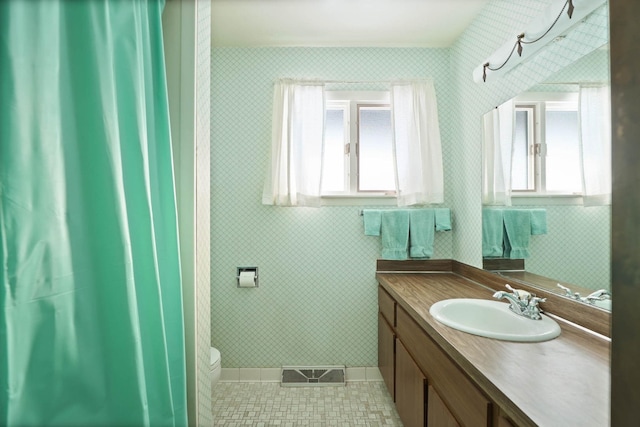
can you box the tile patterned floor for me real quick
[211,381,404,426]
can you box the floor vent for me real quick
[281,366,346,386]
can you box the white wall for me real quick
[163,0,212,425]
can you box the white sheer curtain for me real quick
[481,100,514,206]
[262,79,325,206]
[391,81,444,206]
[579,85,611,206]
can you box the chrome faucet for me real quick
[493,284,546,320]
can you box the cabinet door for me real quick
[396,339,426,427]
[427,385,460,427]
[378,312,395,400]
[396,307,491,427]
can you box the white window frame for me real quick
[322,91,397,206]
[511,91,582,203]
[512,104,538,192]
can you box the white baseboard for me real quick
[220,367,383,383]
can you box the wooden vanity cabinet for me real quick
[378,285,493,427]
[378,287,396,398]
[396,306,491,427]
[377,270,610,427]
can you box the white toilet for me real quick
[210,347,221,389]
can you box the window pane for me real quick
[358,107,394,191]
[321,108,346,192]
[545,110,581,193]
[512,110,534,191]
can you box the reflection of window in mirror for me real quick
[511,92,581,196]
[512,105,535,191]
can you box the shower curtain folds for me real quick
[0,0,187,425]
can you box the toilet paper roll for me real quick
[238,271,257,288]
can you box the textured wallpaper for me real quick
[210,47,454,368]
[210,0,610,368]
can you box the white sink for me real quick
[429,298,561,342]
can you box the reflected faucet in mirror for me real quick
[557,284,611,306]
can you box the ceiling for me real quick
[211,0,491,48]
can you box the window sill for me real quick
[511,194,584,206]
[320,194,397,206]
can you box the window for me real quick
[511,92,581,196]
[321,91,396,197]
[264,80,443,207]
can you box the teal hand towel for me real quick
[482,209,504,257]
[530,209,547,235]
[409,209,435,259]
[362,209,382,236]
[434,208,452,231]
[380,210,410,260]
[503,209,531,259]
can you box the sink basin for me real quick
[429,298,561,342]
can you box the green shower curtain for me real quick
[0,1,187,425]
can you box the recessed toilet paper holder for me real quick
[237,267,258,288]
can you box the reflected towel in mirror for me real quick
[503,210,531,259]
[482,209,504,257]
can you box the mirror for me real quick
[481,33,611,310]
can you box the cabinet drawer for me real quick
[397,307,491,427]
[378,286,396,327]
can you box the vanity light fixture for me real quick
[475,0,605,83]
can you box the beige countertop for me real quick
[377,272,610,427]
